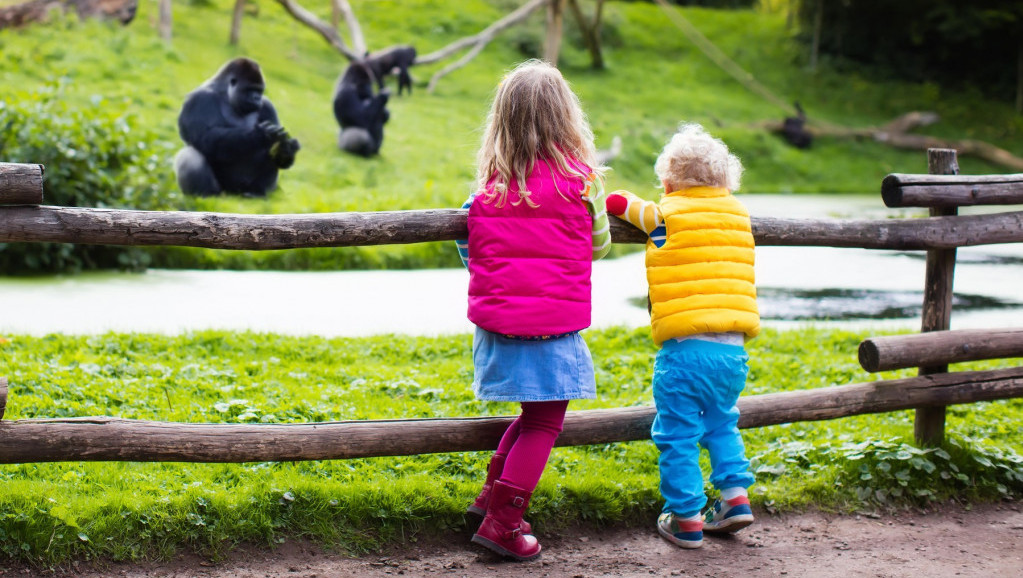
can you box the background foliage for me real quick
[795,0,1023,102]
[0,83,180,273]
[1,1,1021,273]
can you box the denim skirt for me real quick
[472,327,597,402]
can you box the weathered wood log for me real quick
[860,328,1023,373]
[738,366,1023,429]
[0,377,6,421]
[3,205,1023,250]
[0,163,44,205]
[915,148,959,446]
[882,172,1023,208]
[0,0,136,29]
[756,112,1023,172]
[0,367,1020,463]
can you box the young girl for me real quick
[455,60,611,561]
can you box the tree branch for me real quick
[274,0,359,60]
[330,0,365,55]
[419,0,552,92]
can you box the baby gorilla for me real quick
[174,58,300,197]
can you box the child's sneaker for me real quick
[656,512,703,549]
[703,496,754,533]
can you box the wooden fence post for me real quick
[0,163,44,205]
[915,148,959,446]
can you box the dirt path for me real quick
[7,502,1023,577]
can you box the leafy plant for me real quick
[0,82,181,274]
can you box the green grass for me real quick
[1,1,1021,270]
[0,327,1021,565]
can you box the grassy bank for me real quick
[0,327,1020,565]
[1,1,1021,270]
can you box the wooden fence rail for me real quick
[3,204,1023,250]
[0,366,1020,463]
[859,328,1023,373]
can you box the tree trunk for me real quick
[809,0,822,71]
[544,0,565,65]
[158,0,171,40]
[567,0,605,70]
[1017,38,1022,115]
[229,0,245,45]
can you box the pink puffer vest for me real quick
[467,159,593,336]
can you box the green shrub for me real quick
[0,82,183,274]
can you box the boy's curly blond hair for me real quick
[654,123,743,192]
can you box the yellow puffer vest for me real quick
[646,186,760,346]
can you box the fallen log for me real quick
[0,367,1020,463]
[0,163,44,205]
[0,0,136,29]
[757,112,1023,172]
[2,205,1023,250]
[859,328,1023,373]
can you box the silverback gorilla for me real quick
[333,60,390,157]
[365,45,416,96]
[174,58,300,197]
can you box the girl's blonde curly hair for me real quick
[475,60,600,207]
[654,123,743,192]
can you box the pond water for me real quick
[1,194,1021,337]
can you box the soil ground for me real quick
[4,502,1022,578]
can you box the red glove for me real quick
[606,193,628,216]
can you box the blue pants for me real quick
[651,339,754,517]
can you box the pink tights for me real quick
[493,400,569,492]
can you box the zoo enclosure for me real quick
[1,149,1023,463]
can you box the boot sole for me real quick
[471,534,542,561]
[466,508,532,535]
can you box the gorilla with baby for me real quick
[174,57,300,197]
[332,59,391,157]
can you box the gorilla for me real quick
[365,45,417,96]
[781,101,813,149]
[174,58,300,197]
[332,59,390,157]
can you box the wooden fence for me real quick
[1,149,1022,463]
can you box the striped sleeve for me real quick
[581,174,612,260]
[609,190,666,248]
[455,193,475,268]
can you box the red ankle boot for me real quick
[466,453,505,519]
[471,480,541,561]
[467,455,532,533]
